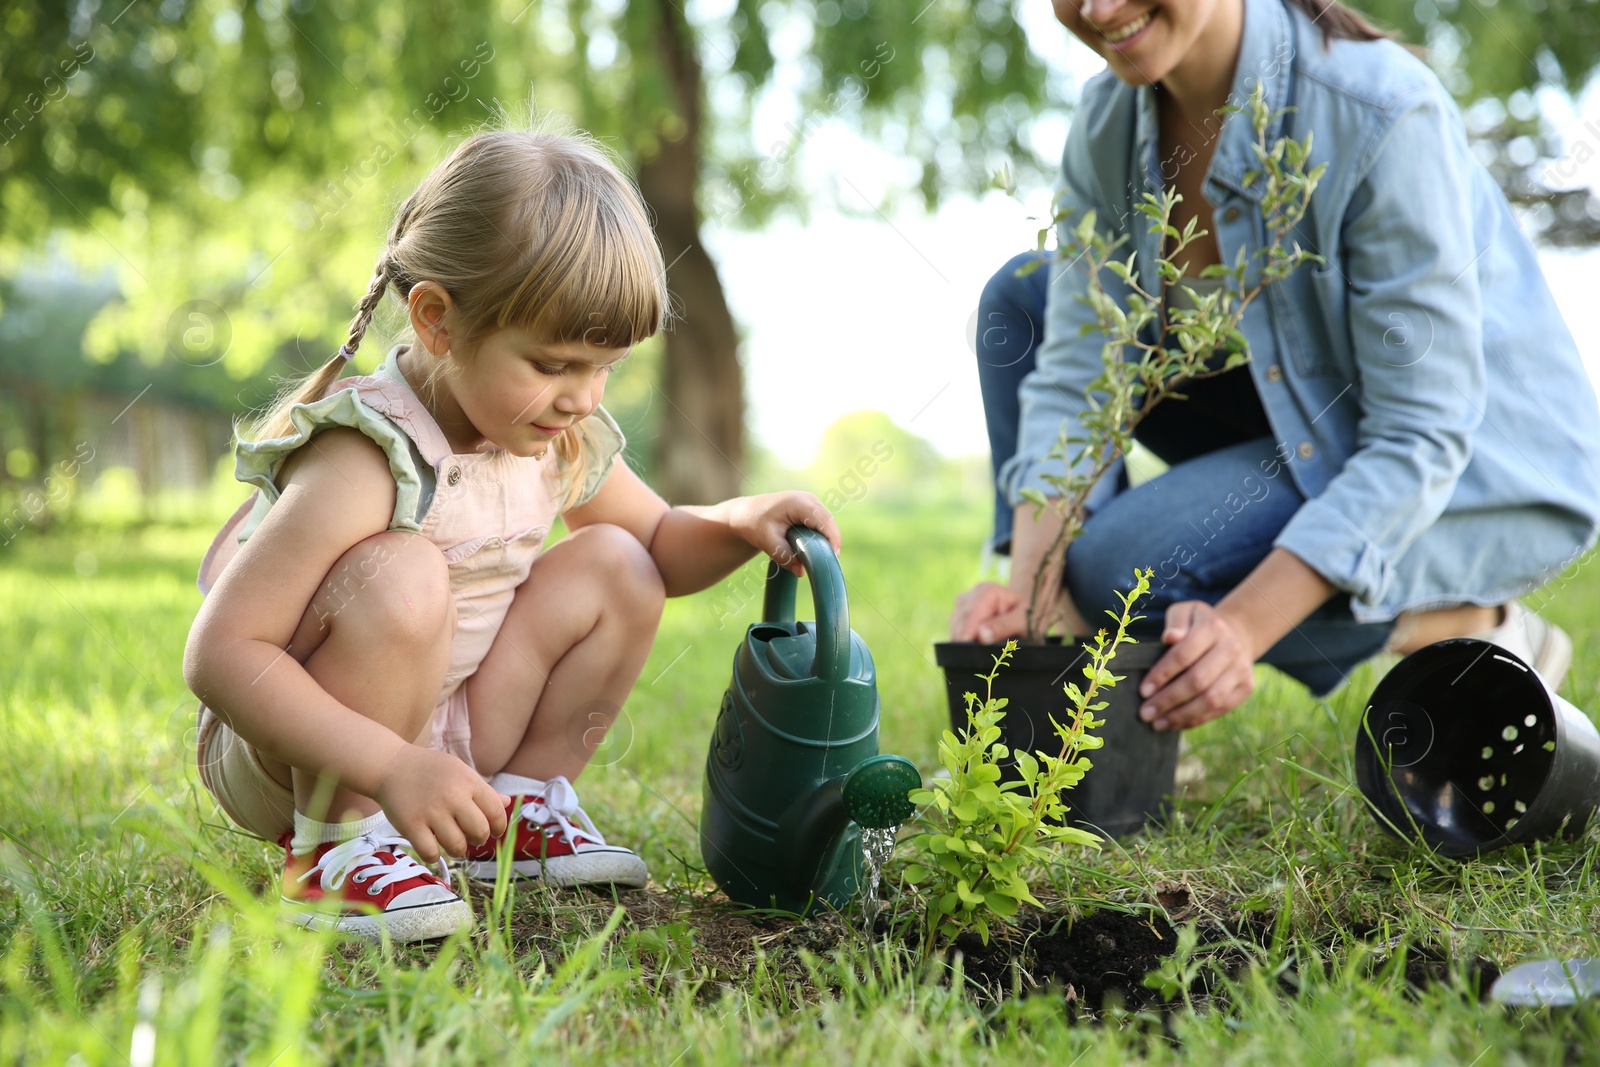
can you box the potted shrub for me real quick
[909,576,1149,948]
[935,87,1326,837]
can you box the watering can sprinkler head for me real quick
[842,755,921,829]
[776,753,920,894]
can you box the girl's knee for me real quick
[305,531,452,647]
[568,523,665,618]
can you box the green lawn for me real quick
[2,501,1599,1064]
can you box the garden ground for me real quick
[2,499,1599,1064]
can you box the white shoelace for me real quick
[296,832,439,895]
[516,776,607,848]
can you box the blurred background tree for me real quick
[1361,0,1600,245]
[0,0,1043,504]
[0,0,1597,510]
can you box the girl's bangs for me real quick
[495,185,666,351]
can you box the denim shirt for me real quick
[1000,0,1600,622]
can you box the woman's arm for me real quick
[1135,547,1335,731]
[1270,92,1485,611]
[564,462,841,596]
[953,87,1133,640]
[950,500,1094,641]
[1137,93,1490,729]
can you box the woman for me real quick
[952,0,1600,731]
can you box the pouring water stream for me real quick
[859,826,898,934]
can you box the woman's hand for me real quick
[373,744,510,863]
[727,492,841,575]
[950,582,1030,642]
[951,582,1091,643]
[1137,601,1257,731]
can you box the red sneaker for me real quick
[280,829,472,942]
[463,776,648,888]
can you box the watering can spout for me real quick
[776,755,920,895]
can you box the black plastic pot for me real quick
[932,639,1176,838]
[1354,638,1600,857]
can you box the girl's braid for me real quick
[340,188,424,356]
[342,255,391,355]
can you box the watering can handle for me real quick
[760,525,851,684]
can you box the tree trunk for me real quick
[635,0,745,505]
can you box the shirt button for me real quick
[1265,364,1283,383]
[1222,205,1242,223]
[1297,441,1315,460]
[447,466,462,486]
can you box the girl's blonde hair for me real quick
[246,125,668,509]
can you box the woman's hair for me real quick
[246,124,668,509]
[1284,0,1393,44]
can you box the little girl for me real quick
[184,127,838,943]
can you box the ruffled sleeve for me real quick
[234,385,432,539]
[567,405,627,509]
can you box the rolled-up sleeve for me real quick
[1274,91,1485,609]
[998,132,1133,515]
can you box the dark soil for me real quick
[489,880,1499,1017]
[951,908,1181,1013]
[944,889,1501,1015]
[1346,922,1502,999]
[499,883,854,991]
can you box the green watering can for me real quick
[699,526,920,913]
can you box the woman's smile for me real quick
[1099,9,1155,48]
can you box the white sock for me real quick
[290,809,389,856]
[489,772,547,798]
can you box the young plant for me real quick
[905,570,1152,948]
[1017,83,1327,642]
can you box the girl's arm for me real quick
[185,429,408,792]
[184,428,505,855]
[564,461,840,596]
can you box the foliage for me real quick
[904,571,1151,948]
[0,0,1049,378]
[1018,84,1325,642]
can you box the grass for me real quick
[2,497,1600,1064]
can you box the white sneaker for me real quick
[461,776,648,889]
[280,830,472,942]
[1468,601,1573,692]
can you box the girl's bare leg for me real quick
[255,531,456,823]
[465,523,665,781]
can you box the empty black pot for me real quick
[1354,638,1600,856]
[932,639,1176,838]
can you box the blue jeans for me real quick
[977,252,1394,696]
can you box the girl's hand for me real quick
[728,492,841,575]
[373,744,510,863]
[1137,601,1257,732]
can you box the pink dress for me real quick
[193,346,624,838]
